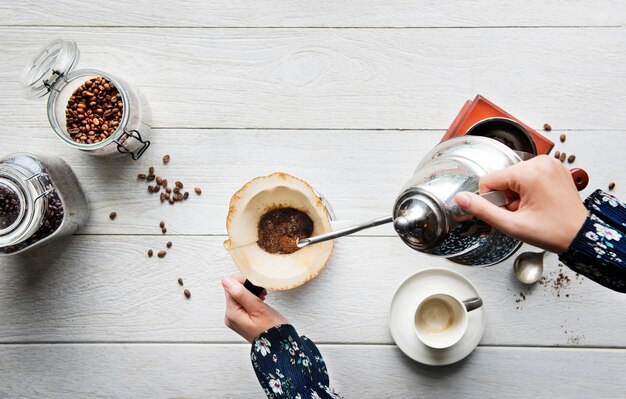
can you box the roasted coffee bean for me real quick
[183,192,189,200]
[152,185,160,194]
[184,289,191,299]
[148,249,153,257]
[166,187,172,194]
[567,155,576,163]
[173,187,180,194]
[109,211,117,220]
[178,277,183,286]
[543,123,552,131]
[149,166,155,175]
[158,250,166,258]
[163,154,170,163]
[609,182,616,190]
[148,185,154,193]
[175,181,183,189]
[65,77,122,144]
[146,174,155,182]
[560,133,566,142]
[160,221,165,228]
[138,173,147,180]
[194,187,202,195]
[156,176,163,185]
[162,179,168,188]
[169,198,175,205]
[559,152,566,162]
[161,227,167,234]
[554,151,560,159]
[167,241,172,248]
[160,193,166,202]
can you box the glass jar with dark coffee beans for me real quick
[20,39,151,160]
[0,153,89,255]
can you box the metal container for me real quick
[392,136,523,266]
[0,153,89,255]
[20,39,150,159]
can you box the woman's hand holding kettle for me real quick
[455,155,588,253]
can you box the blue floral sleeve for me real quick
[559,190,626,292]
[251,324,343,399]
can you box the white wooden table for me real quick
[1,2,625,397]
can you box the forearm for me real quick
[251,324,342,399]
[559,190,626,293]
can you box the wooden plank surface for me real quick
[1,27,625,130]
[1,344,624,398]
[1,235,624,346]
[1,2,626,397]
[1,1,624,27]
[0,128,623,236]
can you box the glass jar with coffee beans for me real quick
[0,153,89,255]
[20,39,151,160]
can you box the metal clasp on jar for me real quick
[114,130,151,160]
[26,172,56,202]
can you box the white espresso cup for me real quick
[414,294,483,349]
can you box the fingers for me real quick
[455,192,515,231]
[479,165,521,193]
[222,276,264,313]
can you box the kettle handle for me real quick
[570,168,589,191]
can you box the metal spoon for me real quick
[296,215,393,249]
[513,250,547,284]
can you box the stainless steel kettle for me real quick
[392,135,524,266]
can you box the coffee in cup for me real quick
[414,294,482,349]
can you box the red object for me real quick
[441,95,554,155]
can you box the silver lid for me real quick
[393,191,445,250]
[20,39,80,99]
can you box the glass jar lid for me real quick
[20,39,80,99]
[0,167,46,248]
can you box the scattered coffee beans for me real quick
[65,77,123,144]
[109,211,117,220]
[609,182,616,190]
[148,249,153,257]
[137,165,194,206]
[559,133,566,143]
[543,123,552,131]
[184,289,191,299]
[166,241,172,248]
[559,152,566,162]
[178,277,183,286]
[195,187,202,195]
[158,250,167,258]
[163,154,170,163]
[554,151,560,159]
[567,154,576,163]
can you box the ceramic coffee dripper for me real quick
[224,173,338,291]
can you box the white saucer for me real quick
[389,268,486,366]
